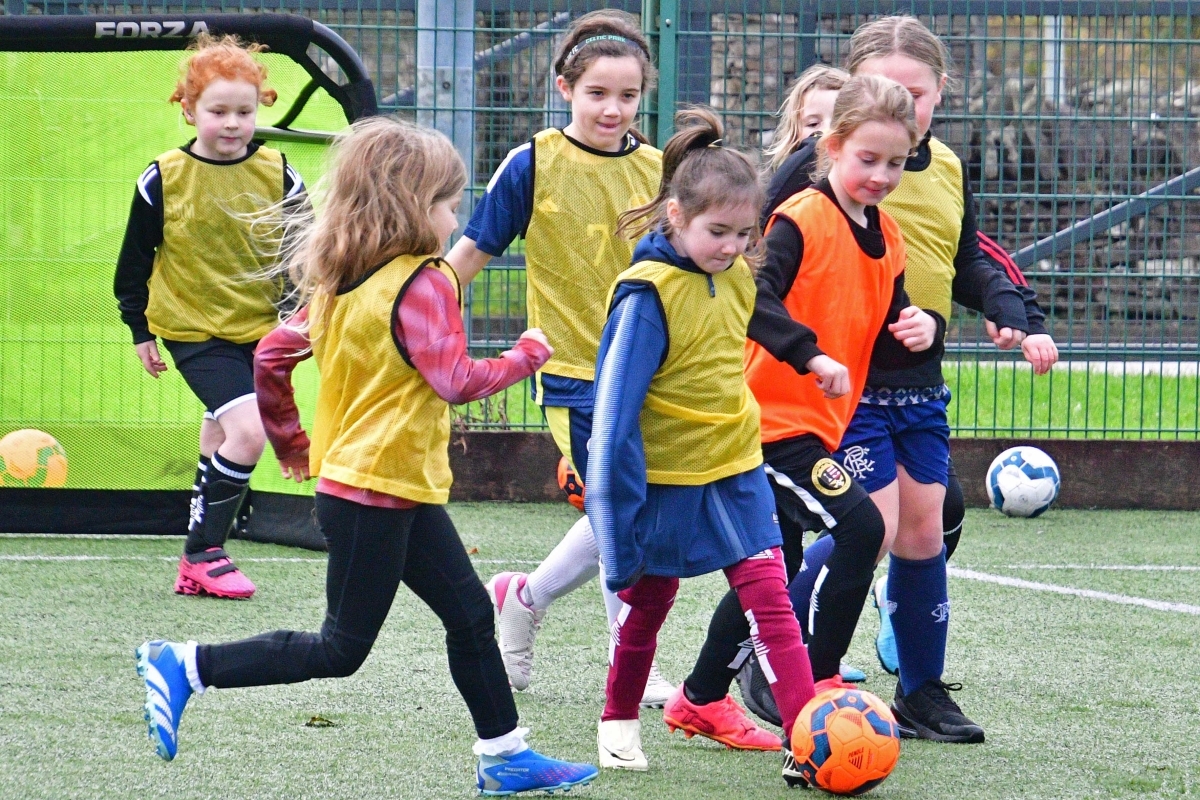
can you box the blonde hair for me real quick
[281,117,466,335]
[846,16,952,83]
[766,64,848,169]
[618,106,765,269]
[813,74,920,182]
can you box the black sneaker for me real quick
[891,679,985,743]
[737,652,783,728]
[780,738,811,789]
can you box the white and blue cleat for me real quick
[872,576,899,676]
[135,640,193,761]
[477,748,598,796]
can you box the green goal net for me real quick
[0,14,375,543]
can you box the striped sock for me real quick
[210,452,254,485]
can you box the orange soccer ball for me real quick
[791,688,901,796]
[556,456,585,512]
[0,429,68,487]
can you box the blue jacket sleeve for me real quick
[462,143,534,257]
[585,284,668,592]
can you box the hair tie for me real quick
[707,138,724,148]
[565,34,634,65]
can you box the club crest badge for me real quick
[812,458,851,496]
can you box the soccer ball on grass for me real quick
[790,687,900,796]
[985,445,1060,518]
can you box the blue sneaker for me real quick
[872,576,899,676]
[477,748,598,796]
[135,640,194,761]
[839,662,867,683]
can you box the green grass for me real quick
[451,362,1200,439]
[946,361,1200,439]
[2,506,1198,799]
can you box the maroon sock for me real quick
[602,575,679,721]
[725,549,815,738]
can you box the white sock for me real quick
[183,640,207,695]
[599,565,624,627]
[473,726,530,757]
[524,515,600,610]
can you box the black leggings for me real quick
[943,457,965,559]
[197,494,518,740]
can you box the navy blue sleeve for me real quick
[462,142,534,257]
[585,284,669,592]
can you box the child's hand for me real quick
[889,306,937,352]
[985,319,1027,350]
[806,354,850,399]
[279,449,311,483]
[135,341,168,377]
[1022,333,1059,375]
[519,328,553,356]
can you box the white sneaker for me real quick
[485,572,544,691]
[640,661,676,708]
[598,719,648,771]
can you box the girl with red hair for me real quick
[114,33,305,599]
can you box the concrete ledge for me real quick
[949,438,1200,511]
[448,430,563,502]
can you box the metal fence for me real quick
[8,0,1200,438]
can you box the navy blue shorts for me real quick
[835,398,951,493]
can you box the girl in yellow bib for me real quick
[114,34,306,599]
[134,118,598,796]
[588,108,815,773]
[446,10,674,704]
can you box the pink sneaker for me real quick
[175,548,256,599]
[485,571,544,690]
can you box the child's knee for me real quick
[840,499,886,565]
[319,636,373,678]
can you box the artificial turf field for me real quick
[2,505,1198,799]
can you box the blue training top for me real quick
[463,141,590,408]
[585,231,783,591]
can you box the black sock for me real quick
[185,452,255,556]
[683,589,751,705]
[210,452,254,486]
[184,455,213,555]
[943,460,965,562]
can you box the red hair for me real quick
[169,33,277,109]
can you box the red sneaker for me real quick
[175,548,256,599]
[663,686,782,751]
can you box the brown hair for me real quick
[846,15,952,84]
[813,74,920,182]
[169,32,277,111]
[618,106,765,268]
[766,64,849,169]
[553,10,657,92]
[280,117,466,335]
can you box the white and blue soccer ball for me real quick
[985,446,1061,518]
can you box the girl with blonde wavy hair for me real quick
[134,117,599,797]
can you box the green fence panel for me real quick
[8,0,1200,438]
